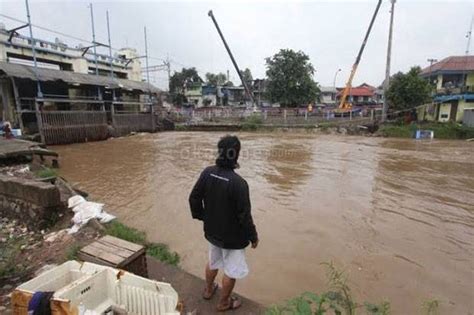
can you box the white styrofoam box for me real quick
[16,261,180,315]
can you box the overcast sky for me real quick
[1,0,473,89]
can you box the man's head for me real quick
[216,135,241,169]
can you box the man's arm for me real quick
[236,180,258,245]
[189,169,207,220]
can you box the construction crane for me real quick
[208,10,256,108]
[336,0,383,115]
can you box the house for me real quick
[319,86,337,106]
[418,55,474,122]
[184,83,203,107]
[336,83,381,107]
[221,86,246,106]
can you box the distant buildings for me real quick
[418,55,474,123]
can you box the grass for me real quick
[34,167,58,179]
[266,261,439,315]
[241,114,263,131]
[65,244,81,261]
[378,122,474,139]
[104,221,180,266]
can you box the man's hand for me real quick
[251,239,259,249]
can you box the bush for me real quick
[378,122,474,139]
[104,221,180,266]
[241,114,263,131]
[34,167,58,179]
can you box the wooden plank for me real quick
[79,243,124,265]
[100,235,144,252]
[90,240,135,259]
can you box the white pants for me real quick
[208,242,249,279]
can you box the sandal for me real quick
[202,283,218,300]
[217,296,242,312]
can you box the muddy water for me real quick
[55,132,474,314]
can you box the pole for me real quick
[333,69,341,88]
[166,54,171,91]
[106,10,115,101]
[207,10,255,108]
[25,0,42,98]
[465,15,473,55]
[382,0,396,122]
[89,3,101,100]
[144,26,151,98]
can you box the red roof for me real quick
[420,55,474,75]
[337,87,374,97]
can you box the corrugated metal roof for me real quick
[0,61,160,93]
[420,56,474,75]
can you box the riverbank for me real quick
[377,122,474,139]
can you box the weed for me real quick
[104,221,180,266]
[104,221,147,245]
[34,167,58,179]
[422,299,440,315]
[65,244,81,260]
[147,243,180,266]
[241,114,263,131]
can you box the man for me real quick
[189,135,258,312]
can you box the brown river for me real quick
[55,132,474,314]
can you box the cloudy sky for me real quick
[0,0,473,89]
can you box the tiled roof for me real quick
[420,55,474,75]
[337,87,374,97]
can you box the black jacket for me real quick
[189,165,258,249]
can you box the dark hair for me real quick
[215,135,241,169]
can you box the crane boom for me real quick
[208,10,255,107]
[339,0,383,110]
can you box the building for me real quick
[0,24,160,136]
[418,55,474,122]
[184,83,203,107]
[336,83,382,107]
[319,86,337,106]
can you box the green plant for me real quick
[174,124,188,131]
[104,221,180,266]
[147,243,180,266]
[34,167,58,179]
[66,244,81,260]
[422,299,440,315]
[105,221,147,245]
[241,114,263,131]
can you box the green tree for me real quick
[265,49,319,107]
[205,72,227,86]
[169,68,202,105]
[386,66,431,111]
[240,68,253,86]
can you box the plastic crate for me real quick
[12,261,180,315]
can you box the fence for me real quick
[113,112,154,136]
[41,110,108,145]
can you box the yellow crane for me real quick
[336,0,383,115]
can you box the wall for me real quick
[0,175,63,229]
[438,103,451,122]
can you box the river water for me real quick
[55,132,474,314]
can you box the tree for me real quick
[265,49,319,107]
[386,66,431,111]
[205,72,227,86]
[169,68,202,105]
[240,68,253,86]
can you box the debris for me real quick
[67,196,116,234]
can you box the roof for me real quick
[0,61,160,93]
[420,55,474,75]
[337,87,374,97]
[320,86,337,93]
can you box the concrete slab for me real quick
[147,257,265,315]
[0,138,57,160]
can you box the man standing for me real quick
[189,135,258,312]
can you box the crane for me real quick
[336,0,383,115]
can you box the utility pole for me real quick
[427,58,438,88]
[166,54,171,91]
[106,10,115,101]
[382,0,396,122]
[25,0,42,98]
[465,15,473,55]
[89,3,101,100]
[144,26,151,99]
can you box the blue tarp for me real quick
[434,94,474,102]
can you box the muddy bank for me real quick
[55,132,474,314]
